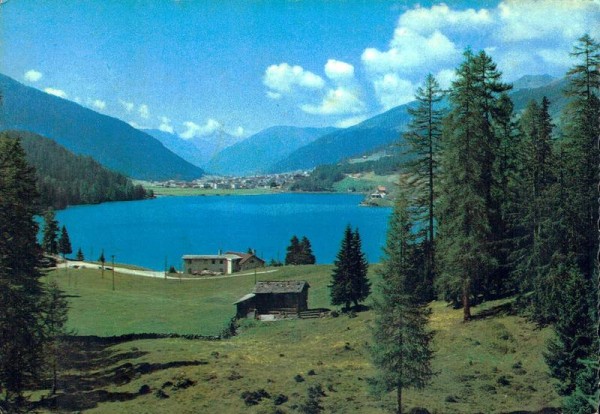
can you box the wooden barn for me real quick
[234,280,310,319]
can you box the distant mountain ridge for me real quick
[145,128,243,168]
[0,73,203,180]
[205,126,338,176]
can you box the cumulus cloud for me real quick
[324,59,355,82]
[119,100,135,112]
[158,116,174,134]
[301,87,366,115]
[435,68,457,90]
[138,104,150,119]
[44,88,68,99]
[232,126,245,137]
[362,28,459,74]
[372,74,415,110]
[398,3,493,35]
[180,119,222,139]
[91,99,106,110]
[24,70,43,82]
[263,63,325,97]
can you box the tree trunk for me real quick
[396,386,403,414]
[463,280,471,322]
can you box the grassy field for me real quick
[33,265,560,413]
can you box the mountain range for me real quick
[0,73,565,181]
[0,74,203,181]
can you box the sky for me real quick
[1,0,599,139]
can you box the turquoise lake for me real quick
[56,193,392,270]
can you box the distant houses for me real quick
[234,280,310,319]
[182,251,265,275]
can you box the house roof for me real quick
[233,293,256,304]
[225,251,265,265]
[252,280,309,294]
[182,254,241,261]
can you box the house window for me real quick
[212,260,215,264]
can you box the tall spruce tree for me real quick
[58,225,73,259]
[403,73,444,297]
[0,135,46,407]
[370,192,434,414]
[560,34,599,281]
[299,236,316,265]
[42,281,69,395]
[330,225,370,310]
[435,49,511,320]
[285,235,301,265]
[42,208,60,255]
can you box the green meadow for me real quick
[35,265,560,413]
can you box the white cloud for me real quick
[263,63,325,97]
[301,87,366,115]
[119,100,135,112]
[435,68,456,90]
[158,116,174,134]
[44,87,68,99]
[372,74,415,110]
[362,28,459,74]
[497,0,600,43]
[180,119,222,139]
[232,126,245,137]
[128,121,150,129]
[324,59,355,82]
[24,70,43,82]
[138,104,150,119]
[92,99,106,110]
[398,3,493,35]
[335,115,368,128]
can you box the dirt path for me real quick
[57,261,279,280]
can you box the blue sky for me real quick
[1,0,598,138]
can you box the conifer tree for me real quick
[99,249,106,278]
[370,193,434,414]
[42,281,69,395]
[75,247,84,261]
[0,135,46,407]
[42,208,60,255]
[435,49,510,320]
[330,225,370,310]
[403,73,444,297]
[285,235,301,265]
[299,236,316,265]
[559,33,599,281]
[58,225,72,259]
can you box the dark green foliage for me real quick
[41,281,69,395]
[0,135,46,406]
[370,193,434,414]
[5,131,152,209]
[285,235,316,265]
[42,208,60,255]
[58,225,72,258]
[544,264,596,396]
[562,359,599,414]
[76,248,85,261]
[298,383,325,414]
[329,225,370,310]
[435,49,511,321]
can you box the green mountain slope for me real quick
[0,73,203,180]
[4,130,151,209]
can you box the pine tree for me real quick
[76,247,84,261]
[58,225,72,259]
[285,235,301,265]
[299,236,316,265]
[559,34,599,281]
[329,225,370,310]
[561,358,599,414]
[370,193,434,414]
[402,73,444,298]
[42,208,60,255]
[436,49,510,320]
[42,281,69,395]
[0,135,46,407]
[544,263,596,396]
[99,249,106,278]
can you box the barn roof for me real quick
[182,254,241,260]
[252,280,309,294]
[233,293,256,304]
[225,251,266,265]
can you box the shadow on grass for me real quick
[472,301,515,320]
[501,409,560,414]
[31,336,208,412]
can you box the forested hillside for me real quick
[4,130,152,209]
